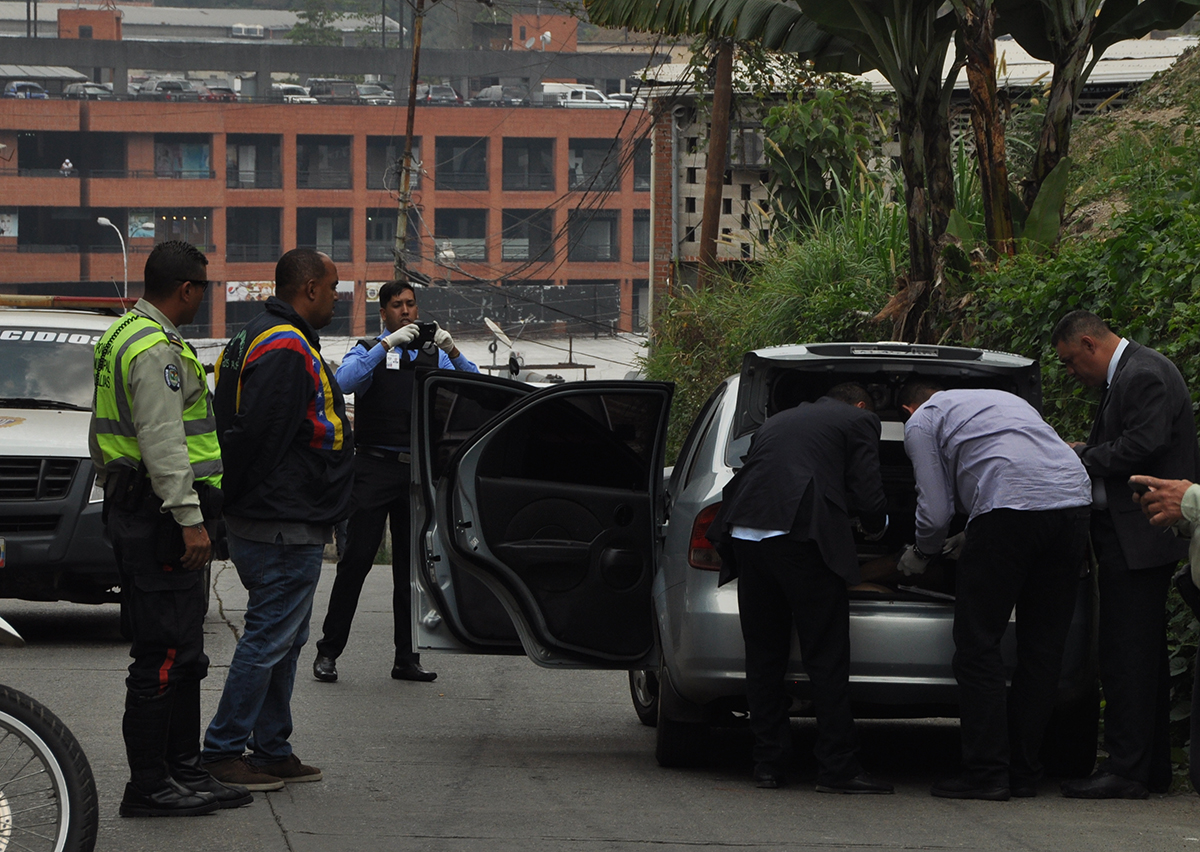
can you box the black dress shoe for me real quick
[169,754,253,809]
[815,773,894,794]
[119,777,220,818]
[391,661,437,682]
[754,771,785,789]
[1061,771,1148,799]
[1010,783,1037,798]
[313,654,338,683]
[931,775,1010,801]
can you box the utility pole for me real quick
[392,0,424,282]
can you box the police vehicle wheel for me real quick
[628,669,659,727]
[0,685,98,852]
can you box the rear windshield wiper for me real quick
[0,397,91,412]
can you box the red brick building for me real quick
[0,99,653,337]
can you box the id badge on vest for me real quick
[385,349,401,370]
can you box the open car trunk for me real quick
[729,342,1042,605]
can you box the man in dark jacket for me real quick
[707,383,890,792]
[201,249,354,792]
[1053,310,1200,799]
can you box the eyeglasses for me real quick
[178,278,212,289]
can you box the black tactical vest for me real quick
[353,338,439,449]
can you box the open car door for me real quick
[413,373,672,668]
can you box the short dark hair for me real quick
[275,248,328,301]
[1051,310,1114,346]
[378,279,416,312]
[898,379,944,410]
[826,382,873,410]
[143,240,207,299]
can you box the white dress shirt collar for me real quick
[1106,337,1130,387]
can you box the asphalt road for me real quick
[1,560,1198,852]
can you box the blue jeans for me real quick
[202,530,323,765]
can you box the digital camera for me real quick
[403,321,438,350]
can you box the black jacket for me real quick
[707,396,888,585]
[214,297,354,525]
[1082,341,1200,569]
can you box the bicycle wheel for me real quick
[0,685,98,852]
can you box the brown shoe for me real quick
[251,754,322,783]
[202,757,285,792]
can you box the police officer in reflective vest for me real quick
[91,240,251,817]
[312,279,478,684]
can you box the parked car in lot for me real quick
[269,83,317,104]
[414,83,462,105]
[136,78,201,102]
[357,84,395,106]
[201,85,238,102]
[0,299,122,604]
[306,77,359,104]
[62,82,113,101]
[409,342,1100,774]
[468,85,528,107]
[3,81,49,99]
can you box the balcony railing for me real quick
[151,169,217,180]
[568,171,619,191]
[0,244,80,253]
[435,171,488,191]
[568,244,616,262]
[227,243,281,263]
[227,170,283,189]
[297,170,352,189]
[299,242,352,262]
[502,172,555,191]
[437,238,486,261]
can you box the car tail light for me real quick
[688,502,723,571]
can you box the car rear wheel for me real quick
[654,666,708,767]
[628,669,659,727]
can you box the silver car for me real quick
[410,342,1099,775]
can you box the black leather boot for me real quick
[119,687,219,818]
[166,679,252,809]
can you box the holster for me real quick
[104,466,226,567]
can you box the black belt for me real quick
[358,446,411,463]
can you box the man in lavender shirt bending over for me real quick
[898,381,1092,801]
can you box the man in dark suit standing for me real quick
[707,383,891,793]
[1053,310,1200,798]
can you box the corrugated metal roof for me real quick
[644,37,1197,92]
[0,63,86,80]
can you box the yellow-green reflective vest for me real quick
[93,313,222,486]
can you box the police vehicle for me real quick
[0,296,123,603]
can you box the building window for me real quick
[434,209,488,262]
[633,210,650,263]
[156,210,213,251]
[685,167,697,184]
[568,139,621,192]
[503,138,554,191]
[79,25,92,38]
[226,134,281,189]
[633,140,650,192]
[226,208,280,263]
[296,136,352,189]
[366,208,420,261]
[154,134,212,180]
[501,209,554,261]
[631,279,648,332]
[367,136,420,191]
[435,137,488,191]
[567,210,618,261]
[297,208,352,262]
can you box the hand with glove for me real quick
[941,532,966,560]
[383,323,421,351]
[432,323,459,358]
[898,544,932,577]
